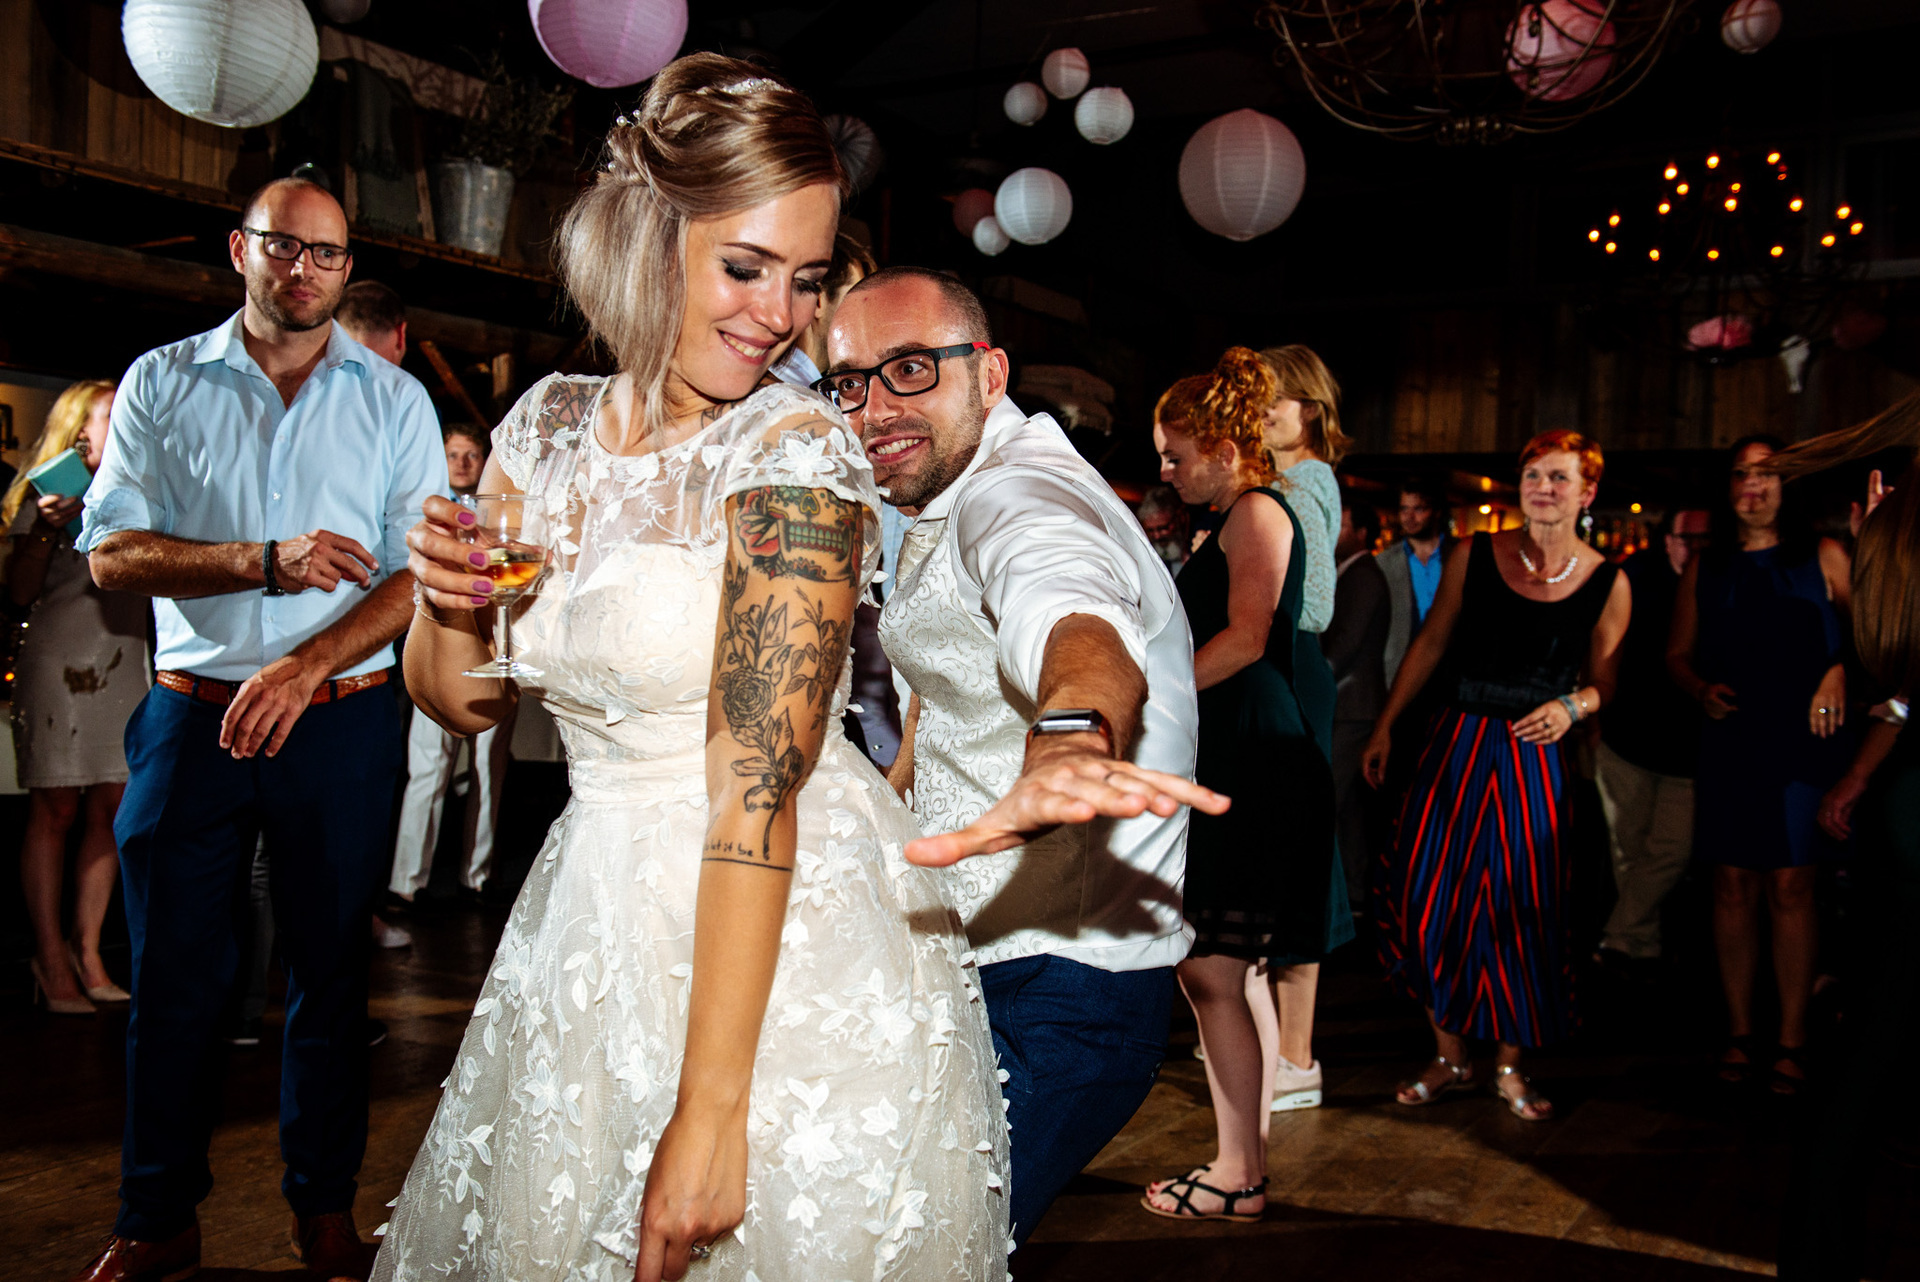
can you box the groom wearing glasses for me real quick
[67,177,444,1282]
[822,267,1224,1249]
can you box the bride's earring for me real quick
[1580,507,1594,540]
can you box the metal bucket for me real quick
[429,159,515,257]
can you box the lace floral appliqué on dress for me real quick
[372,377,1009,1282]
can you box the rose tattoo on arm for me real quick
[706,485,862,865]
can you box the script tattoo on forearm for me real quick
[707,485,861,860]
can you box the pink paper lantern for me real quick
[1505,1,1617,102]
[1686,315,1754,352]
[529,0,688,90]
[952,188,997,238]
[1721,0,1782,54]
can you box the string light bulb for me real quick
[1604,241,1617,253]
[1706,153,1721,168]
[1837,205,1851,219]
[1770,244,1784,257]
[1851,221,1865,235]
[1478,504,1492,515]
[1821,233,1837,247]
[1730,181,1742,193]
[1588,229,1600,242]
[1648,247,1660,261]
[1776,170,1788,181]
[1663,163,1678,180]
[1767,151,1781,165]
[1676,183,1690,195]
[1724,197,1739,211]
[1707,248,1720,260]
[1789,197,1803,212]
[1608,212,1621,227]
[1630,502,1643,513]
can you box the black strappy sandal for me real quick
[1140,1169,1268,1223]
[1717,1033,1762,1086]
[1770,1044,1811,1096]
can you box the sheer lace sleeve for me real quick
[704,383,883,590]
[491,373,609,491]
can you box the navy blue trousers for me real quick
[980,954,1175,1247]
[113,683,403,1240]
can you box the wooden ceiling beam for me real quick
[0,222,575,364]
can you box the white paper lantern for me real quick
[319,0,371,21]
[1721,0,1782,53]
[1003,82,1048,126]
[1074,86,1134,145]
[530,0,688,90]
[953,187,997,237]
[824,114,882,194]
[1178,109,1306,242]
[972,216,1011,257]
[995,168,1072,245]
[122,0,319,129]
[1042,47,1090,99]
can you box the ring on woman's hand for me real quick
[688,1242,712,1261]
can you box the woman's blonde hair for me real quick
[556,53,846,432]
[1,379,114,530]
[1258,344,1350,467]
[1155,347,1278,486]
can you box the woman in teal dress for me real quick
[1255,343,1357,1113]
[1141,348,1338,1223]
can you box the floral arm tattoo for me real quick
[705,485,862,868]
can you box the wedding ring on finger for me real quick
[688,1242,713,1262]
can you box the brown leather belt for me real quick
[156,668,389,708]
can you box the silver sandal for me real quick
[1396,1055,1475,1105]
[1493,1063,1554,1121]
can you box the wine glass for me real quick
[458,493,549,681]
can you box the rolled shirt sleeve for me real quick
[953,468,1150,705]
[383,379,447,575]
[77,360,167,552]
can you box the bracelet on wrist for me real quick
[412,580,455,624]
[1557,693,1585,724]
[261,539,285,596]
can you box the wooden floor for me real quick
[3,898,1915,1282]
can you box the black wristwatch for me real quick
[1025,708,1113,756]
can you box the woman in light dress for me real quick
[375,56,1007,1282]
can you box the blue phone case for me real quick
[25,448,92,500]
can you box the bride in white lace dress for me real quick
[375,57,1007,1282]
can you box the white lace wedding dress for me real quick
[372,378,1009,1282]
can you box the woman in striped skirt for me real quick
[1360,430,1631,1120]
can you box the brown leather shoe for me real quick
[292,1212,375,1282]
[68,1223,200,1282]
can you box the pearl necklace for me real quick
[1517,544,1579,584]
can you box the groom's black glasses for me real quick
[812,342,988,412]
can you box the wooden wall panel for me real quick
[1388,309,1503,454]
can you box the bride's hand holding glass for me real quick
[406,493,549,679]
[406,495,498,614]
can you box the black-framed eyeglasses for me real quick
[241,226,351,271]
[812,342,988,412]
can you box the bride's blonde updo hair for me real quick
[1154,346,1280,486]
[557,53,846,427]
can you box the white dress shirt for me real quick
[78,311,446,680]
[878,397,1198,972]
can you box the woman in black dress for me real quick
[1362,431,1631,1120]
[1141,347,1336,1222]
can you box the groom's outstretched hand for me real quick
[903,734,1230,868]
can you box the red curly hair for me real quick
[1519,428,1604,489]
[1155,347,1278,485]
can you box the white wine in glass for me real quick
[459,493,548,681]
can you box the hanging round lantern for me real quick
[994,168,1072,245]
[952,188,998,237]
[1074,87,1134,145]
[529,0,688,90]
[319,0,372,21]
[1003,81,1048,126]
[1686,314,1754,352]
[1720,0,1782,54]
[824,114,882,194]
[1041,48,1090,99]
[122,0,318,129]
[1178,109,1306,242]
[972,216,1011,257]
[1505,1,1617,102]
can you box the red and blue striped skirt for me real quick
[1373,707,1578,1048]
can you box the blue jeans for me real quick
[113,684,402,1239]
[980,954,1175,1246]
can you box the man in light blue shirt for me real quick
[69,177,444,1282]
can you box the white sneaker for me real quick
[1271,1055,1323,1111]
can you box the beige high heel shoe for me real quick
[70,943,131,1003]
[30,957,96,1015]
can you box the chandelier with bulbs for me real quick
[1256,0,1695,144]
[1580,147,1868,367]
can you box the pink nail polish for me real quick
[472,580,493,593]
[471,595,488,606]
[469,551,487,566]
[458,511,477,525]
